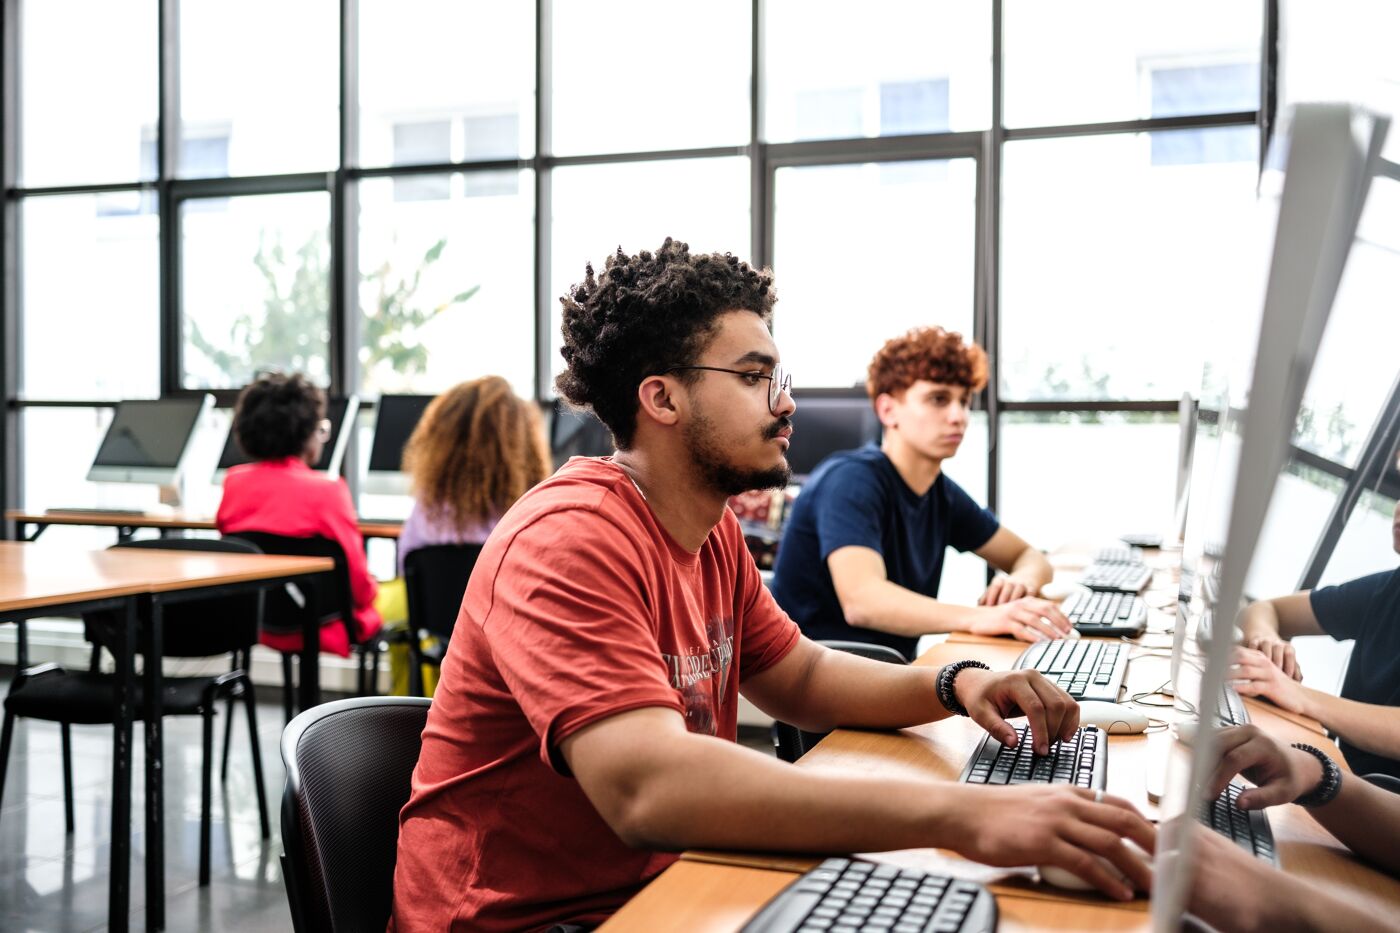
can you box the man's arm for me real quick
[973,527,1054,606]
[740,636,1080,754]
[827,545,1070,643]
[560,706,1154,901]
[1237,593,1325,679]
[1231,647,1400,762]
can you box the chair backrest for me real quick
[280,695,430,933]
[773,640,908,763]
[402,544,484,643]
[85,536,263,658]
[226,532,354,640]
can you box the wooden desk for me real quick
[8,509,403,543]
[0,542,333,932]
[608,625,1400,929]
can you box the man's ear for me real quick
[636,375,682,430]
[874,392,899,430]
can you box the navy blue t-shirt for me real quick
[769,445,1000,660]
[1311,567,1400,780]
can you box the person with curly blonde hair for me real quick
[398,375,551,571]
[771,326,1071,660]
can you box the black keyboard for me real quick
[1092,545,1144,564]
[742,857,998,933]
[1199,782,1277,864]
[1015,638,1128,702]
[1219,683,1250,726]
[1119,533,1163,548]
[1063,590,1148,637]
[45,506,151,516]
[1080,562,1153,593]
[959,723,1106,790]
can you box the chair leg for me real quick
[200,708,214,886]
[60,723,75,834]
[0,710,15,816]
[240,677,271,839]
[282,653,296,725]
[408,642,425,698]
[221,651,238,782]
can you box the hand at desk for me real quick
[955,667,1080,755]
[968,597,1073,642]
[952,785,1155,901]
[1231,647,1309,714]
[1206,725,1325,810]
[1245,633,1304,681]
[978,575,1031,606]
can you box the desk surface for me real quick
[605,552,1400,931]
[8,509,403,539]
[0,540,333,612]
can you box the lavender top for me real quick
[397,503,499,575]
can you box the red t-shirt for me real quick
[389,458,800,932]
[216,457,382,657]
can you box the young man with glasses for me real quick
[770,327,1072,661]
[389,240,1154,932]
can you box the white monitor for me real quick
[214,395,359,483]
[362,394,435,496]
[1152,102,1389,932]
[1171,393,1198,546]
[86,395,214,486]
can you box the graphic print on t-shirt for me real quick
[660,614,735,736]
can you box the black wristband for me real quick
[1290,743,1343,808]
[937,660,990,717]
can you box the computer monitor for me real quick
[1171,393,1199,545]
[86,395,214,487]
[1152,102,1388,932]
[549,401,614,471]
[214,395,359,483]
[786,392,882,480]
[362,394,436,495]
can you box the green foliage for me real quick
[186,231,477,389]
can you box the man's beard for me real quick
[686,410,792,497]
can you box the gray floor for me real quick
[0,678,778,933]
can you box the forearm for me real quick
[620,732,968,854]
[1300,690,1400,762]
[788,650,948,733]
[1309,773,1400,874]
[842,578,978,637]
[1006,548,1053,591]
[1239,600,1282,644]
[1259,878,1400,933]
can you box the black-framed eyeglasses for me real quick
[659,364,792,415]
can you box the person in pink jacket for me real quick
[217,372,382,657]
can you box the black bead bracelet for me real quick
[936,660,990,717]
[1290,742,1343,808]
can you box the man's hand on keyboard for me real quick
[1230,647,1308,714]
[952,785,1154,901]
[955,667,1080,755]
[1244,634,1304,681]
[968,597,1074,643]
[1206,724,1326,810]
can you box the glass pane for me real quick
[1245,462,1343,598]
[550,0,750,155]
[773,158,976,389]
[20,0,157,187]
[1281,0,1400,162]
[358,0,535,166]
[1000,128,1259,401]
[180,191,332,389]
[178,0,338,177]
[1293,178,1400,467]
[357,171,535,399]
[999,413,1180,548]
[21,195,159,400]
[1003,0,1260,128]
[764,0,991,142]
[549,157,751,384]
[1319,486,1399,588]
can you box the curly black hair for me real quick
[232,372,326,461]
[556,238,776,449]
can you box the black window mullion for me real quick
[534,0,553,401]
[1,0,20,527]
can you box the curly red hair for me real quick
[866,326,988,401]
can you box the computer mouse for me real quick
[1174,720,1199,746]
[1040,579,1086,601]
[1076,701,1148,735]
[1039,840,1150,894]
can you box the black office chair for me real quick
[402,544,484,696]
[226,532,387,722]
[280,695,430,933]
[772,640,908,763]
[1363,773,1400,794]
[0,536,271,886]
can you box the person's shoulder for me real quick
[491,457,639,542]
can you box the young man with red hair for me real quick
[771,326,1071,661]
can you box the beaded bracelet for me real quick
[1290,743,1343,808]
[936,660,990,717]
